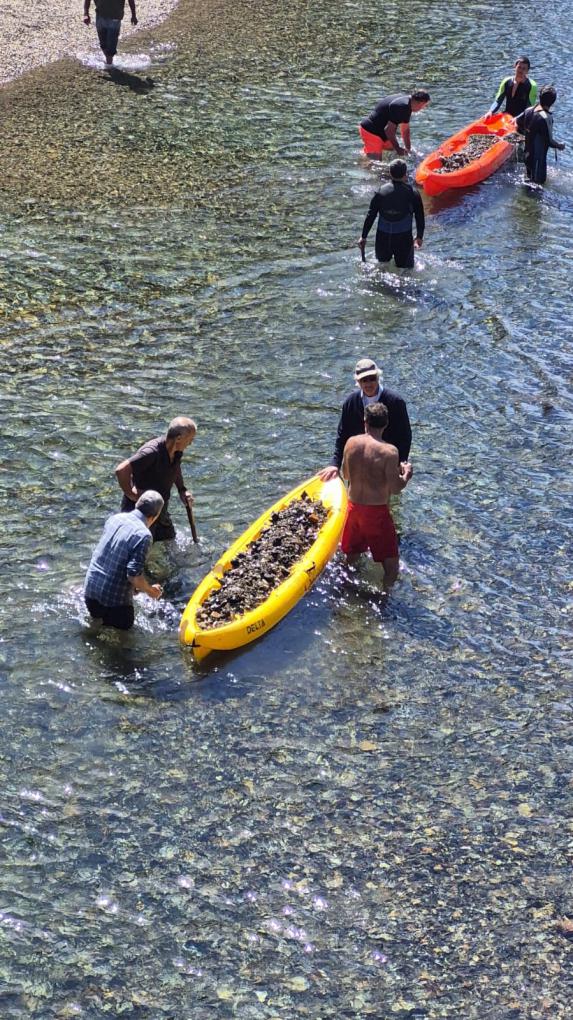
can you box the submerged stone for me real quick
[197,493,329,628]
[436,132,521,173]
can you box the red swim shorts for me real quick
[341,502,399,562]
[358,124,393,157]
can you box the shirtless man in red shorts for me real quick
[341,402,413,590]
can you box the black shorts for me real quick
[151,510,176,542]
[95,17,122,58]
[85,596,134,630]
[375,229,414,268]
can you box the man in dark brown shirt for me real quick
[83,0,138,67]
[115,417,196,542]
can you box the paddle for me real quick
[185,501,199,543]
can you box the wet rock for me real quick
[436,132,521,173]
[556,917,573,939]
[197,492,329,628]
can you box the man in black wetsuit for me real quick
[358,159,425,269]
[318,358,411,482]
[488,56,537,119]
[359,90,430,158]
[515,85,565,184]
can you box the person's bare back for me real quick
[343,433,406,504]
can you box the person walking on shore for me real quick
[359,159,425,269]
[83,0,138,67]
[341,403,413,591]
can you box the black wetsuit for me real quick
[490,76,537,118]
[515,106,560,184]
[360,94,412,140]
[361,180,425,268]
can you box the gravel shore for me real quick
[0,0,180,86]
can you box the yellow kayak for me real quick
[179,474,347,661]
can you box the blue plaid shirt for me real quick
[84,510,151,607]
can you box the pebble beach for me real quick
[0,0,180,85]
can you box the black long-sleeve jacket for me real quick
[331,387,412,468]
[362,181,425,239]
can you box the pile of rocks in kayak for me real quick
[196,492,329,628]
[436,132,522,173]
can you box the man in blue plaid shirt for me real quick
[84,490,164,630]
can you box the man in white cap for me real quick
[319,358,411,481]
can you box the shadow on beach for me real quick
[102,66,155,94]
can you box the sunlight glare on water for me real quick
[0,0,571,1016]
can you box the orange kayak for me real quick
[415,113,516,195]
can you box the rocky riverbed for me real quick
[197,493,329,628]
[436,131,521,172]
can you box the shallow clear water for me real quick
[1,1,572,1016]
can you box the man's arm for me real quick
[385,393,412,462]
[384,121,406,155]
[319,397,356,481]
[131,574,162,598]
[128,0,138,25]
[388,451,413,494]
[488,77,509,115]
[401,122,411,153]
[412,188,425,246]
[115,458,139,502]
[341,444,351,482]
[115,444,158,502]
[514,110,526,136]
[333,398,356,470]
[542,112,565,150]
[174,461,194,507]
[358,192,381,255]
[319,413,348,480]
[127,536,162,599]
[83,0,91,24]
